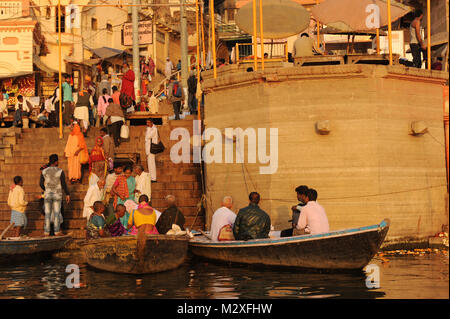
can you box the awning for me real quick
[33,55,58,74]
[90,47,131,59]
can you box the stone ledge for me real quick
[202,64,449,92]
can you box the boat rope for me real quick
[266,184,447,203]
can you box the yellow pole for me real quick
[376,28,380,54]
[236,43,240,65]
[196,0,201,123]
[387,0,393,65]
[210,0,217,78]
[426,0,431,70]
[200,2,206,68]
[252,0,258,70]
[58,0,63,139]
[259,0,264,70]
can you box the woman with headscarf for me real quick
[64,122,88,183]
[88,136,107,181]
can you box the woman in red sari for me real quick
[89,136,107,180]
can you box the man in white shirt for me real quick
[134,164,152,200]
[295,188,329,235]
[83,179,105,219]
[210,196,237,241]
[165,57,174,79]
[144,119,158,182]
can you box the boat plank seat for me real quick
[126,112,169,125]
[346,53,400,65]
[294,55,345,67]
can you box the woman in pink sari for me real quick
[64,123,88,183]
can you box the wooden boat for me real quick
[0,235,72,264]
[80,234,190,274]
[189,219,390,271]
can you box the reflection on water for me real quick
[0,251,447,299]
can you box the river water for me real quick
[0,249,448,299]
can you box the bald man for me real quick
[210,196,237,241]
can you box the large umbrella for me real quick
[235,0,310,39]
[311,0,411,32]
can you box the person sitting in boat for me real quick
[210,196,236,241]
[127,198,159,235]
[86,201,109,240]
[7,176,28,237]
[138,194,161,222]
[233,192,271,241]
[105,204,127,237]
[280,185,309,237]
[155,195,185,235]
[293,188,329,236]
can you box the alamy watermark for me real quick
[365,264,380,289]
[65,264,80,288]
[169,120,278,175]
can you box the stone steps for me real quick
[0,121,205,239]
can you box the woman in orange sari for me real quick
[64,122,88,183]
[89,136,107,181]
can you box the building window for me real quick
[106,22,113,32]
[46,6,51,19]
[55,6,66,33]
[91,17,98,30]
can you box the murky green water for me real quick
[0,250,448,299]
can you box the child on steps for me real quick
[7,176,28,237]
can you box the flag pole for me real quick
[426,0,431,70]
[210,0,217,78]
[259,0,264,70]
[387,0,393,65]
[252,0,258,70]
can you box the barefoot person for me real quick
[7,176,28,237]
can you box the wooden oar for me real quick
[0,223,15,240]
[198,230,212,241]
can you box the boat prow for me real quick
[80,234,190,274]
[0,235,72,264]
[189,219,390,271]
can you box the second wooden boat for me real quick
[80,234,190,274]
[189,219,390,271]
[0,235,72,264]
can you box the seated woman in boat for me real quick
[127,200,159,235]
[111,166,136,227]
[105,204,127,237]
[86,201,109,240]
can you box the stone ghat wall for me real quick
[201,64,449,243]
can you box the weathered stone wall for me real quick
[201,64,449,243]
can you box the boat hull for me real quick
[189,219,390,270]
[0,235,71,264]
[80,235,189,274]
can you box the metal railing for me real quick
[236,42,288,64]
